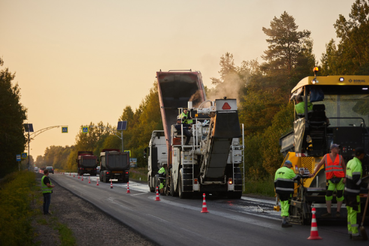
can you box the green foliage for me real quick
[245,179,275,197]
[0,171,37,245]
[57,222,76,246]
[322,0,369,75]
[129,167,148,182]
[0,58,27,177]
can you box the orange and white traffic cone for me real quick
[69,173,71,176]
[73,174,75,177]
[78,175,80,179]
[88,177,91,184]
[127,182,130,193]
[155,186,161,201]
[110,180,113,189]
[201,193,209,213]
[81,176,84,181]
[96,178,99,186]
[308,207,322,240]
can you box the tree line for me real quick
[2,0,369,181]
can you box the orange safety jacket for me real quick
[324,154,345,180]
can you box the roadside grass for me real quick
[244,178,275,197]
[0,171,77,246]
[130,167,147,182]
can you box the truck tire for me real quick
[149,177,155,192]
[170,177,178,197]
[227,191,242,199]
[178,173,189,199]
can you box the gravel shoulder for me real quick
[32,173,156,246]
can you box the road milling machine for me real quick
[279,69,369,224]
[148,70,244,198]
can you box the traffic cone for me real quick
[110,180,113,189]
[78,175,80,179]
[155,186,160,201]
[96,179,99,186]
[73,174,75,177]
[88,177,91,184]
[127,182,130,193]
[69,172,71,176]
[308,207,322,240]
[201,193,209,213]
[81,176,84,181]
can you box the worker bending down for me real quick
[274,160,299,228]
[158,163,167,194]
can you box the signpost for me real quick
[16,154,21,171]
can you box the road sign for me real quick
[21,152,27,159]
[16,154,21,162]
[62,126,68,133]
[130,158,137,167]
[82,126,89,133]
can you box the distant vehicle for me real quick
[76,151,98,176]
[96,166,101,175]
[46,166,54,174]
[34,166,39,173]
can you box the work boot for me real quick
[281,217,292,228]
[352,235,365,241]
[335,212,340,218]
[321,212,331,217]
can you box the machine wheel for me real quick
[178,173,190,199]
[103,173,107,183]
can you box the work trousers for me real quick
[280,200,290,217]
[325,178,344,201]
[43,193,51,215]
[347,195,360,236]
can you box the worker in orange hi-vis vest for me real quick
[309,143,346,217]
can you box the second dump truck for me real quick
[99,149,130,183]
[77,151,98,176]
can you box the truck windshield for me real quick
[313,94,369,127]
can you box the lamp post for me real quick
[23,123,34,171]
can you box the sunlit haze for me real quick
[0,0,353,158]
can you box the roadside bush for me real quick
[0,171,38,246]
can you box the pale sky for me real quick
[1,0,354,159]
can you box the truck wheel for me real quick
[227,192,242,199]
[178,174,189,199]
[103,173,107,183]
[170,177,178,197]
[149,177,155,192]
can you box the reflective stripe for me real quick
[345,187,360,194]
[356,179,361,185]
[325,154,344,179]
[275,178,294,182]
[276,187,294,192]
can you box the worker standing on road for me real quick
[180,108,193,124]
[158,163,167,194]
[345,147,369,241]
[41,169,55,215]
[274,160,298,228]
[309,143,346,217]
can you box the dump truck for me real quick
[146,130,168,192]
[99,149,130,183]
[279,69,369,224]
[76,151,98,176]
[152,70,244,198]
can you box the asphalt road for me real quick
[51,172,360,246]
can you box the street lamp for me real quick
[117,121,127,152]
[23,123,34,171]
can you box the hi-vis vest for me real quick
[345,157,363,195]
[274,166,296,195]
[324,154,345,180]
[41,175,53,194]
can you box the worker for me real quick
[274,160,299,228]
[175,117,192,145]
[345,147,369,241]
[41,169,55,215]
[295,95,313,117]
[309,143,346,217]
[158,163,167,194]
[179,108,193,124]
